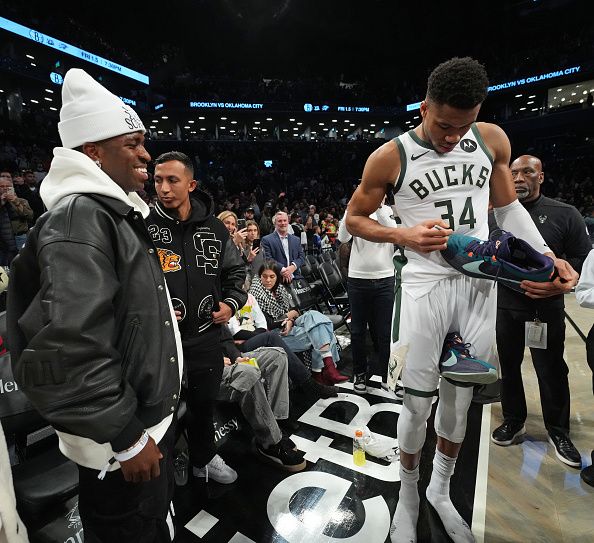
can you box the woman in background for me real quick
[250,260,348,385]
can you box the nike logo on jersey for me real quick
[411,151,431,161]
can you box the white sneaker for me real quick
[192,454,238,484]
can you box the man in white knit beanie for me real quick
[7,69,182,542]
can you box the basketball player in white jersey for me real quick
[346,57,578,543]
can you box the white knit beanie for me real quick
[58,69,145,149]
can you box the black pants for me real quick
[497,306,570,436]
[78,423,176,543]
[587,324,594,394]
[240,331,310,386]
[185,346,224,468]
[348,276,395,381]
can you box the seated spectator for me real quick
[244,220,263,283]
[250,260,348,385]
[217,331,307,473]
[19,169,45,223]
[228,293,337,399]
[321,213,338,248]
[312,225,322,254]
[218,210,247,255]
[258,202,274,236]
[304,215,315,253]
[243,206,256,223]
[0,176,32,253]
[290,212,308,253]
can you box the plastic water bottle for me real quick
[353,429,366,466]
[240,357,259,368]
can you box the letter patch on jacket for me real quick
[193,231,221,276]
[158,248,182,273]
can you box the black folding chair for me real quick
[300,258,324,296]
[1,365,79,532]
[330,259,348,290]
[318,262,350,326]
[0,310,78,533]
[289,277,321,311]
[289,278,349,332]
[306,254,318,269]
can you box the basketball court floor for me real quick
[23,294,592,543]
[168,295,592,543]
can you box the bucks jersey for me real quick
[392,123,493,290]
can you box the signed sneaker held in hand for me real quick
[441,229,554,292]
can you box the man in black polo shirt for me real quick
[491,155,591,467]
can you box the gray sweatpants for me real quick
[217,346,289,448]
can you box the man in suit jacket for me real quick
[261,211,305,283]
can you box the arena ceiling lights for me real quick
[547,80,594,110]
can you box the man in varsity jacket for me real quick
[147,151,247,482]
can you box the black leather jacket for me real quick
[7,194,180,452]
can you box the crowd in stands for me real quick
[1,131,593,266]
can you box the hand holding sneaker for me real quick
[521,256,579,298]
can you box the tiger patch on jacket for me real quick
[158,248,181,273]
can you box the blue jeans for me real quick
[277,310,339,370]
[348,276,395,381]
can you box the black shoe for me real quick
[580,452,594,486]
[277,418,300,433]
[300,377,338,399]
[353,372,367,394]
[548,433,581,468]
[173,450,189,486]
[256,439,307,472]
[281,435,299,450]
[491,421,526,446]
[471,382,501,405]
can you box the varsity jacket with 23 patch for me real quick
[147,190,247,362]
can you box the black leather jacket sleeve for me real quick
[17,239,145,449]
[220,237,248,313]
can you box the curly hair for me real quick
[427,57,489,109]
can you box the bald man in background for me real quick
[491,155,591,468]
